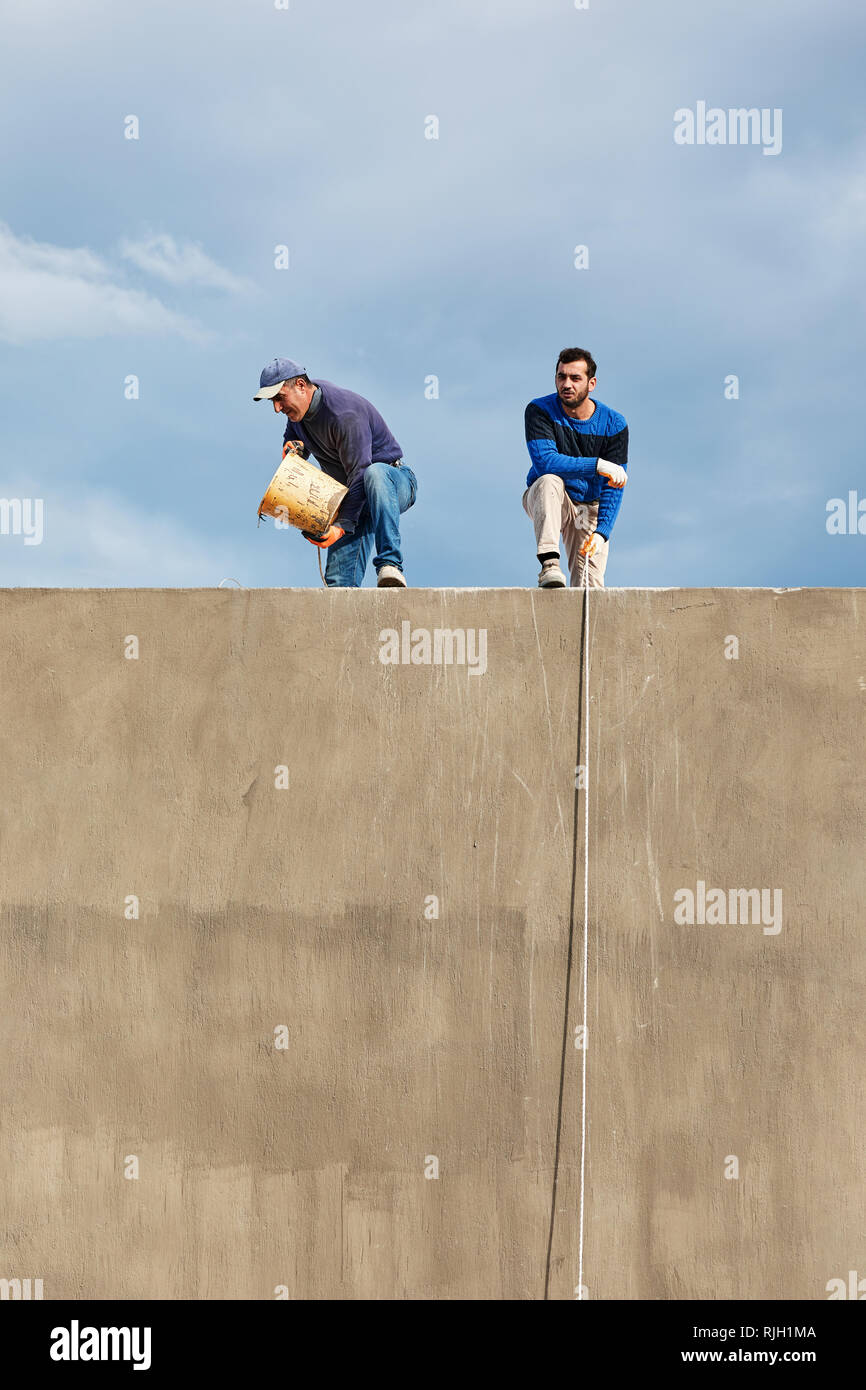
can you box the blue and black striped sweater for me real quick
[524,394,629,540]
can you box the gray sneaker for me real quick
[377,564,407,588]
[538,558,566,588]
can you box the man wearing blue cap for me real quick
[254,357,416,588]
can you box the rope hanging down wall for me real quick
[543,557,592,1301]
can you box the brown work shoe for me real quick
[538,558,566,588]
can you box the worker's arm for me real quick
[330,411,374,534]
[524,402,601,487]
[594,421,629,540]
[282,431,310,460]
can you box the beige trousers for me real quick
[522,474,610,588]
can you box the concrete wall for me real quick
[0,587,863,1300]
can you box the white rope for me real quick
[577,549,591,1300]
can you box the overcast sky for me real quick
[0,0,863,588]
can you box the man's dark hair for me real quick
[556,347,597,380]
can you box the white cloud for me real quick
[0,222,206,344]
[118,232,254,293]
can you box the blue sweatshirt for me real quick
[283,379,403,534]
[524,394,629,540]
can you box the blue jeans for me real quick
[325,461,417,588]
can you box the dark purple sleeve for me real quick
[331,411,374,533]
[281,425,310,459]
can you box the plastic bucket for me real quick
[258,455,347,536]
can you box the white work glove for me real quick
[580,531,605,559]
[596,458,627,488]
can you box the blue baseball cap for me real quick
[253,357,307,401]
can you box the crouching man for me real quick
[254,357,417,588]
[522,347,629,588]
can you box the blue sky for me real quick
[1,0,864,588]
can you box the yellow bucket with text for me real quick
[257,454,347,536]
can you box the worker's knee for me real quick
[528,473,564,497]
[364,462,391,496]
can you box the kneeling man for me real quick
[255,357,416,588]
[523,347,629,588]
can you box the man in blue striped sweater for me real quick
[523,348,628,588]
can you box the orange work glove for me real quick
[579,531,604,559]
[302,524,344,549]
[283,440,304,460]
